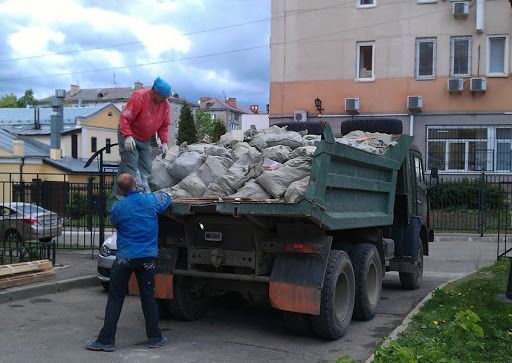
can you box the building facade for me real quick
[168,95,199,146]
[270,0,512,175]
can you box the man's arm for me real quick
[157,101,170,145]
[119,94,144,138]
[150,191,172,214]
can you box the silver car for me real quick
[0,203,62,243]
[97,232,117,290]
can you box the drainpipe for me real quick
[476,0,484,34]
[409,114,414,137]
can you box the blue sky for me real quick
[0,0,271,108]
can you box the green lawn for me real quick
[371,258,512,363]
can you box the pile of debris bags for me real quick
[148,127,397,203]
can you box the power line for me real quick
[0,6,448,83]
[0,2,357,63]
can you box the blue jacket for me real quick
[109,191,172,259]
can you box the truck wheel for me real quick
[399,242,424,290]
[283,312,313,336]
[311,250,355,340]
[341,118,403,135]
[350,243,382,321]
[157,276,208,321]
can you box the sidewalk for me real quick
[0,250,99,303]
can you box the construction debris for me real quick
[0,260,55,290]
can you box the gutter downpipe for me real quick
[409,114,414,137]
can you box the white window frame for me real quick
[417,0,437,3]
[356,0,376,9]
[356,41,375,82]
[486,35,509,77]
[450,36,472,77]
[415,37,437,80]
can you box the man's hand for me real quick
[161,143,168,157]
[124,136,136,152]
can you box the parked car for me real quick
[0,203,62,243]
[97,232,117,290]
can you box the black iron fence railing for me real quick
[0,241,56,265]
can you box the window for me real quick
[106,138,111,154]
[91,137,97,153]
[450,36,472,77]
[487,35,508,77]
[414,155,425,184]
[71,134,78,159]
[356,0,376,8]
[356,41,375,81]
[417,0,437,3]
[415,38,436,80]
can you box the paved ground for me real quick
[0,239,498,363]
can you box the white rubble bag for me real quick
[284,176,310,203]
[167,151,206,181]
[230,180,271,199]
[289,146,316,159]
[256,156,313,198]
[261,145,292,163]
[231,142,261,160]
[218,130,244,146]
[336,131,397,155]
[147,146,180,191]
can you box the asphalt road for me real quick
[0,240,498,363]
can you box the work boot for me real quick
[147,336,168,348]
[85,339,115,352]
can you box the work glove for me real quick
[161,143,168,158]
[124,136,136,152]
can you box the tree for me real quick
[17,89,36,108]
[195,109,214,141]
[212,120,227,143]
[0,93,18,108]
[177,104,197,145]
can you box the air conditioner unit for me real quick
[293,110,308,122]
[407,96,423,111]
[452,1,469,18]
[447,78,464,93]
[345,98,360,114]
[470,77,487,92]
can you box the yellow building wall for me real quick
[80,106,120,130]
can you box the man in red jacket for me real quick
[110,77,171,202]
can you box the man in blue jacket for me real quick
[86,173,172,352]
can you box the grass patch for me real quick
[371,258,512,363]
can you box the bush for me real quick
[66,193,87,219]
[177,104,197,145]
[212,120,227,143]
[430,179,506,210]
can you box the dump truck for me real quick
[129,119,435,340]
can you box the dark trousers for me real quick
[97,257,161,345]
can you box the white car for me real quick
[97,233,117,290]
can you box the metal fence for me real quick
[0,173,114,254]
[430,173,512,237]
[0,241,56,265]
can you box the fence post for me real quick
[478,172,486,237]
[86,177,93,231]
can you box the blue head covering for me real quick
[153,77,172,97]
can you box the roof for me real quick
[43,157,118,174]
[200,97,244,113]
[3,125,82,136]
[39,87,136,104]
[0,104,115,126]
[169,96,199,108]
[0,128,50,157]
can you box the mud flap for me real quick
[128,273,174,299]
[269,238,331,315]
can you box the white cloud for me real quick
[7,27,65,57]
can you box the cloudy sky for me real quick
[0,0,270,108]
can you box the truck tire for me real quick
[350,243,382,321]
[311,250,355,340]
[283,312,313,336]
[399,242,424,290]
[341,118,403,135]
[157,276,208,321]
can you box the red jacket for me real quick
[119,88,170,144]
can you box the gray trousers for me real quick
[108,128,152,209]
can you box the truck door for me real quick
[411,151,427,220]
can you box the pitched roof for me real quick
[3,125,82,136]
[39,87,137,104]
[0,128,50,157]
[43,157,118,174]
[0,104,116,126]
[199,97,256,114]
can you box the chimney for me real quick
[50,89,65,160]
[226,98,237,108]
[13,139,24,157]
[133,81,143,90]
[69,84,79,97]
[200,97,211,104]
[34,107,41,130]
[249,105,259,114]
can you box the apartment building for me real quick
[270,0,512,174]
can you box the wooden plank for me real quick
[0,260,52,277]
[0,270,55,290]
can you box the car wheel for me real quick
[5,229,21,243]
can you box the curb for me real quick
[0,276,98,304]
[364,272,474,363]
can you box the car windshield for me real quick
[15,205,48,214]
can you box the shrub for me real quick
[212,120,227,143]
[430,179,506,210]
[66,193,87,219]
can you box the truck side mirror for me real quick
[430,168,439,188]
